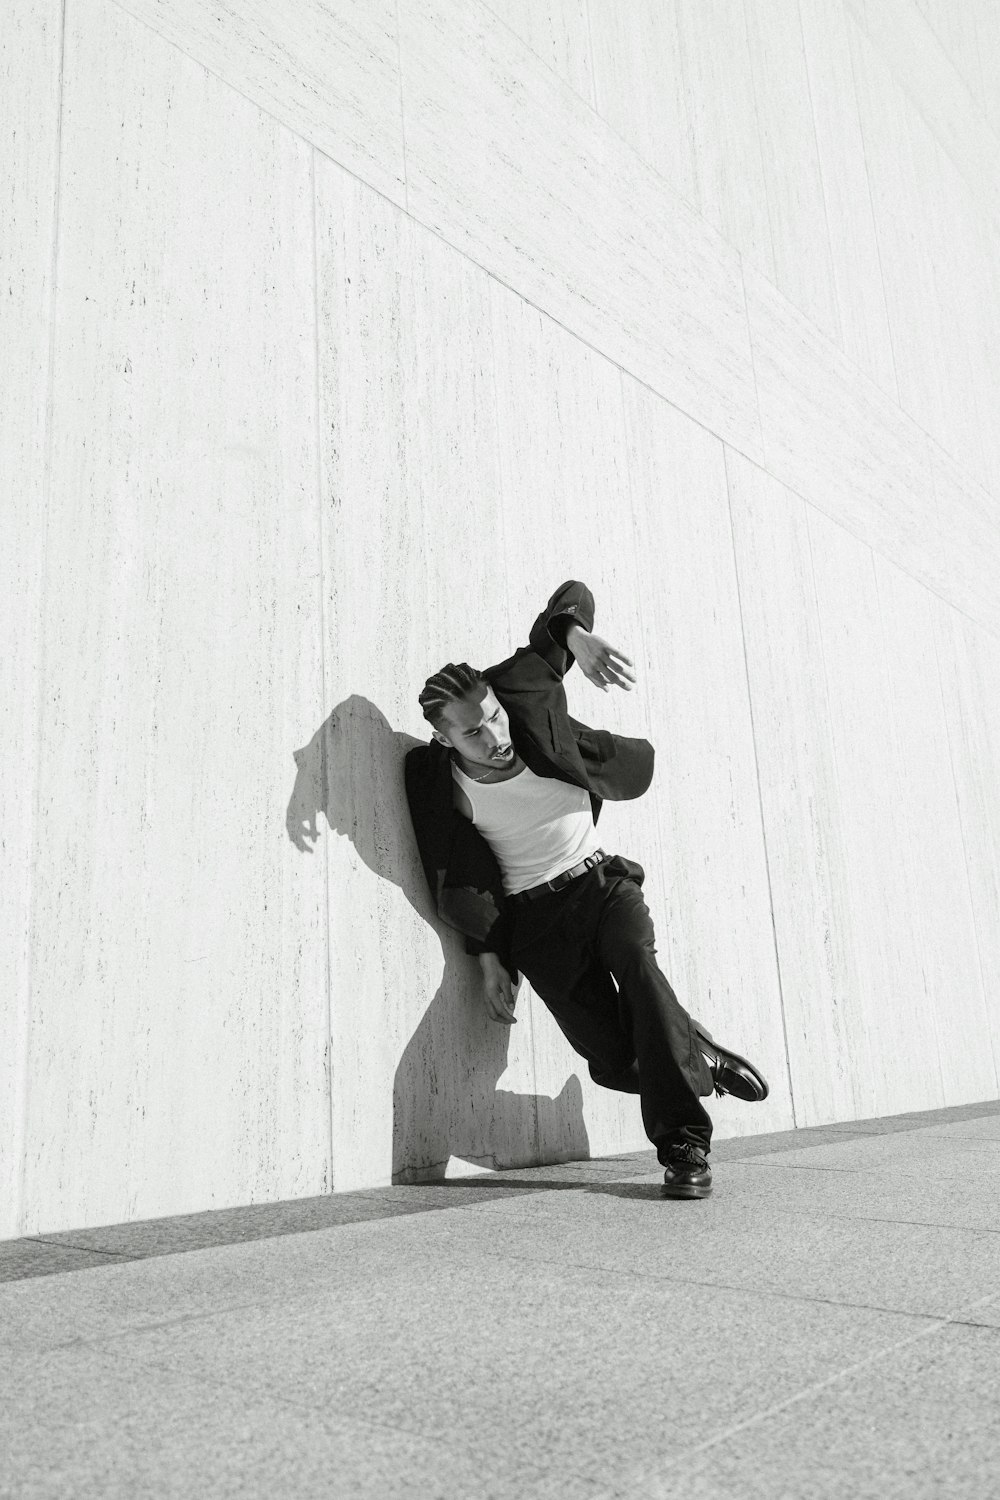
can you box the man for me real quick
[404,580,768,1198]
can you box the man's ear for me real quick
[431,728,450,747]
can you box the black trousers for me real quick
[509,853,714,1158]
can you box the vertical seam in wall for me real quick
[18,0,69,1236]
[930,603,1000,1095]
[844,12,902,406]
[310,146,334,1192]
[393,0,409,214]
[722,445,797,1128]
[796,0,844,351]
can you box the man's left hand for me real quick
[567,623,637,692]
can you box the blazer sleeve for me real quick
[403,744,445,904]
[463,918,515,976]
[483,579,596,742]
[524,579,596,679]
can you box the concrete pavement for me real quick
[3,1100,1000,1498]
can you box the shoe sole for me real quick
[661,1182,713,1199]
[716,1047,769,1102]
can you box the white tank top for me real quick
[452,761,602,895]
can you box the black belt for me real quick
[508,850,609,905]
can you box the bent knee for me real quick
[605,936,659,979]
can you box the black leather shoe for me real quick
[701,1040,769,1102]
[661,1143,712,1199]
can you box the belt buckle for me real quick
[520,850,606,904]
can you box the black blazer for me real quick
[404,581,655,979]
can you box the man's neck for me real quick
[451,748,525,782]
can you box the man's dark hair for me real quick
[418,662,487,728]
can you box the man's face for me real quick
[432,685,515,769]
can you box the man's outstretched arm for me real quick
[524,580,636,692]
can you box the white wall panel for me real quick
[114,0,406,207]
[0,0,64,1240]
[726,452,872,1125]
[745,256,929,550]
[741,265,1000,635]
[933,607,1000,1085]
[844,0,1000,230]
[849,19,994,501]
[744,0,839,344]
[807,508,944,1116]
[584,1,700,226]
[398,0,764,465]
[916,0,987,114]
[927,442,1000,636]
[673,0,776,282]
[107,0,998,514]
[313,162,554,1188]
[914,0,985,112]
[620,382,792,1139]
[484,0,596,105]
[797,0,898,397]
[872,555,993,1104]
[20,0,327,1234]
[971,0,1000,138]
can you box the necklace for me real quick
[455,754,517,783]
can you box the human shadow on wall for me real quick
[286,695,589,1183]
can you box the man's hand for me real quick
[479,951,518,1025]
[566,622,637,693]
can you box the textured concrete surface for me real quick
[3,1103,999,1498]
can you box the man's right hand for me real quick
[566,622,636,693]
[479,951,518,1025]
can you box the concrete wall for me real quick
[3,0,998,1234]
